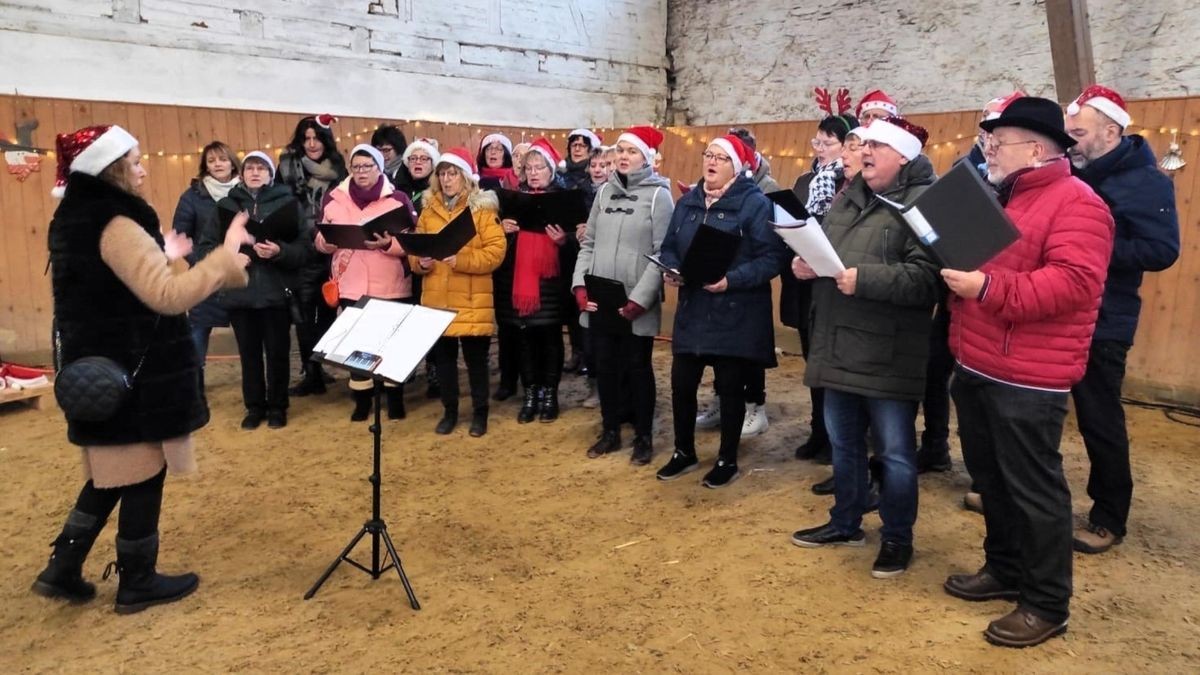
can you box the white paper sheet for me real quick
[312,300,456,384]
[771,216,845,277]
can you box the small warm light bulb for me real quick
[157,151,164,156]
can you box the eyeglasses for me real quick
[811,138,841,150]
[985,139,1038,152]
[569,141,590,149]
[701,151,731,164]
[350,164,378,173]
[408,155,432,164]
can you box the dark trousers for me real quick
[826,389,919,544]
[229,307,292,413]
[518,324,564,388]
[295,294,336,371]
[1071,339,1132,537]
[953,367,1072,624]
[921,304,954,449]
[705,364,765,405]
[594,331,655,436]
[73,468,166,540]
[497,322,522,388]
[796,281,828,443]
[434,336,491,414]
[672,354,751,462]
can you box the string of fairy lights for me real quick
[28,118,1195,165]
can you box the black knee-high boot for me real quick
[31,509,106,602]
[108,532,199,615]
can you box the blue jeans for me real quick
[190,324,212,364]
[826,389,919,545]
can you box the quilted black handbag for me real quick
[53,318,159,423]
[54,357,136,422]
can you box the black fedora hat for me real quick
[980,96,1076,149]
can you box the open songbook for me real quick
[312,298,455,384]
[765,189,845,277]
[873,161,1020,270]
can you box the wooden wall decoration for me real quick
[1,94,1195,404]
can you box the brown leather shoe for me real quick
[944,569,1020,602]
[984,607,1067,647]
[1073,522,1123,554]
[962,491,983,514]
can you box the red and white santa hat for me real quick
[51,124,139,197]
[984,90,1027,120]
[709,134,756,177]
[479,133,513,155]
[856,90,899,119]
[856,116,929,161]
[1066,85,1130,128]
[526,137,562,169]
[402,137,441,164]
[437,147,480,183]
[616,126,665,161]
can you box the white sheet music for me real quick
[771,216,845,277]
[312,299,456,384]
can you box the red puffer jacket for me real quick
[948,159,1114,391]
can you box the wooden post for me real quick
[1045,0,1096,103]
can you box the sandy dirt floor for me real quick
[2,341,1199,673]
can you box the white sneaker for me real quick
[741,402,769,438]
[695,399,721,429]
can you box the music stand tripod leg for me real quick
[303,525,369,600]
[378,524,421,609]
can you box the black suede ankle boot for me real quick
[108,532,199,615]
[31,509,105,603]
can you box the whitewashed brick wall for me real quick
[0,0,669,127]
[665,0,1200,124]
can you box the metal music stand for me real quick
[303,299,454,608]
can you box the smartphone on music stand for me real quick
[345,350,382,372]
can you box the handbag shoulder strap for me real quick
[129,315,162,380]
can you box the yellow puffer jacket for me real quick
[411,189,506,336]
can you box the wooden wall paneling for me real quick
[28,97,63,352]
[0,95,27,355]
[6,96,42,354]
[1127,97,1188,382]
[1157,98,1200,392]
[209,107,230,149]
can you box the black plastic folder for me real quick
[765,189,810,221]
[496,189,589,231]
[583,274,632,335]
[644,224,741,286]
[218,203,300,243]
[396,209,476,259]
[317,208,416,250]
[877,161,1020,270]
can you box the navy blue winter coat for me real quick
[1076,135,1180,345]
[660,175,790,366]
[172,180,229,329]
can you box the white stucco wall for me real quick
[0,0,669,127]
[665,0,1200,124]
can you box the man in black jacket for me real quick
[1064,86,1180,554]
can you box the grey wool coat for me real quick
[572,165,675,337]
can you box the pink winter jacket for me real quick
[948,159,1114,391]
[315,178,417,301]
